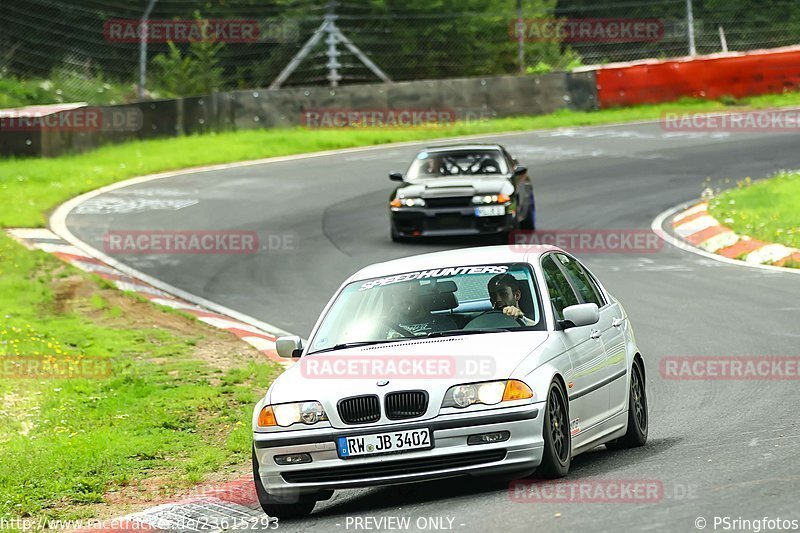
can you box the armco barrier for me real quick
[593,45,800,108]
[0,72,596,158]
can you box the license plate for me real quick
[337,428,432,458]
[474,205,505,217]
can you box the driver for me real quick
[387,283,457,337]
[487,274,536,327]
[424,155,444,176]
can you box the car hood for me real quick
[267,331,550,420]
[400,176,510,197]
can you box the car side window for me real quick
[555,254,602,307]
[541,255,579,320]
[582,268,607,306]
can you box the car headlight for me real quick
[472,194,510,205]
[441,380,533,409]
[390,197,426,208]
[258,401,328,427]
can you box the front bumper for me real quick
[391,206,515,237]
[253,404,544,495]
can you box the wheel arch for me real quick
[633,352,645,381]
[551,372,570,417]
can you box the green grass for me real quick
[708,170,800,249]
[4,89,800,522]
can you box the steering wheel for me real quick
[464,309,527,329]
[379,318,416,338]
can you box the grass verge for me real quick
[0,235,282,522]
[2,90,800,522]
[708,170,800,250]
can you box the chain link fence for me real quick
[1,0,799,107]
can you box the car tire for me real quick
[252,446,316,519]
[536,380,571,479]
[606,359,648,450]
[495,230,511,245]
[520,193,536,231]
[390,225,407,243]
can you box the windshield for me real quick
[405,150,509,179]
[308,263,544,353]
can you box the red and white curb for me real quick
[6,228,294,369]
[671,202,800,268]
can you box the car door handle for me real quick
[590,329,601,339]
[612,318,623,328]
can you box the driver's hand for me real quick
[502,306,524,318]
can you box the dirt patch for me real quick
[55,271,266,371]
[51,273,95,314]
[72,463,253,523]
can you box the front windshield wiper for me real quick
[425,328,510,338]
[308,338,409,355]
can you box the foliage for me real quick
[151,15,226,97]
[0,72,128,109]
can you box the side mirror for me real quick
[561,303,599,329]
[513,166,528,176]
[276,335,304,358]
[389,171,404,181]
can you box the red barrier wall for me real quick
[595,47,800,108]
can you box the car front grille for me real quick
[338,395,381,424]
[428,214,467,230]
[385,391,428,420]
[281,449,507,484]
[424,196,472,208]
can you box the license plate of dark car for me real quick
[337,428,432,458]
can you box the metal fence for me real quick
[1,0,799,106]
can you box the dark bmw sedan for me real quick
[389,144,535,241]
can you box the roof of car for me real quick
[421,143,503,153]
[349,245,562,281]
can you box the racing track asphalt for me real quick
[62,122,800,532]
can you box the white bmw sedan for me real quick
[252,245,648,518]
